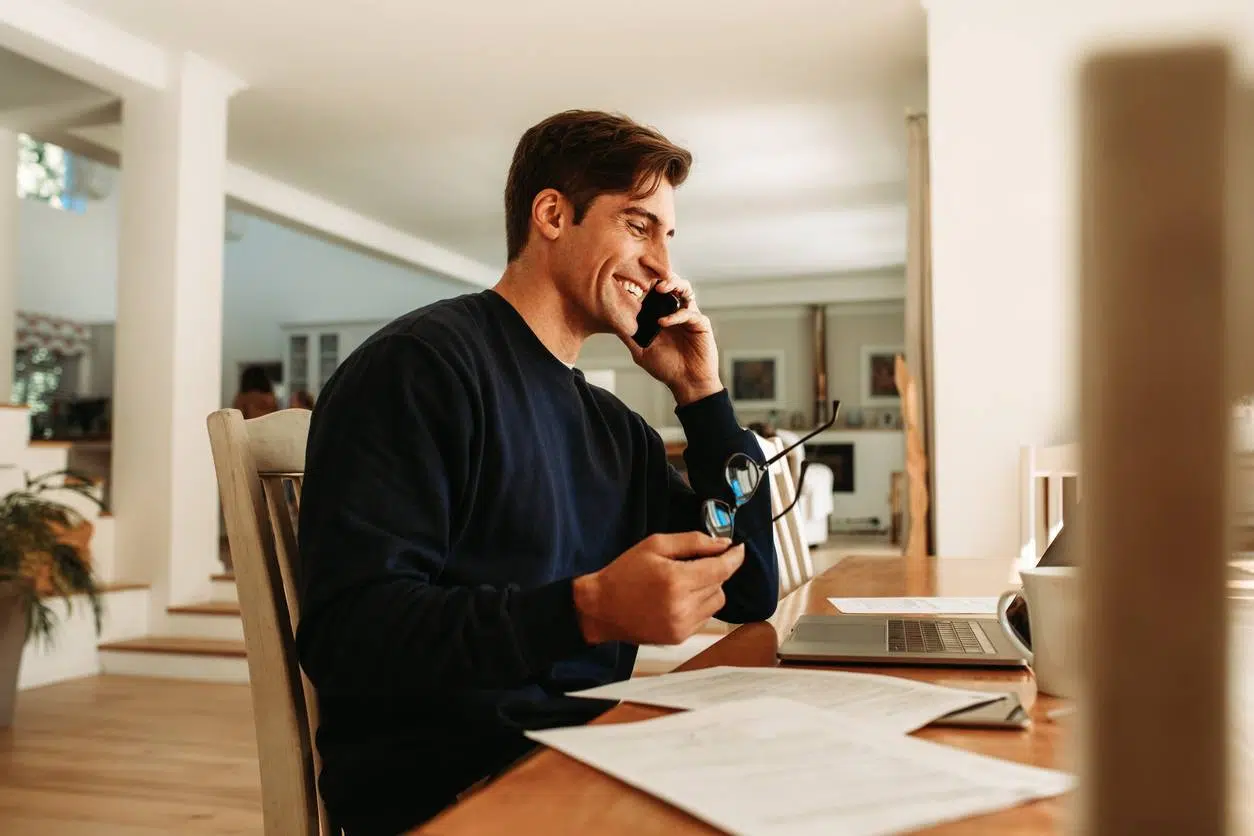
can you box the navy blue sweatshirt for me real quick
[296,290,777,834]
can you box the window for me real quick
[15,133,85,213]
[12,347,73,419]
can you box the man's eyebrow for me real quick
[621,206,676,238]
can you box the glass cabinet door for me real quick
[289,334,309,393]
[317,332,340,390]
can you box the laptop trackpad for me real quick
[793,620,883,646]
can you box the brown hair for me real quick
[504,110,692,261]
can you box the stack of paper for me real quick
[571,665,1000,734]
[529,697,1073,836]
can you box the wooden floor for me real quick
[0,540,895,834]
[0,676,262,835]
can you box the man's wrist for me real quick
[572,573,611,645]
[670,380,722,408]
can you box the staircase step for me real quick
[210,572,237,603]
[166,600,243,640]
[167,601,240,616]
[0,404,30,462]
[39,581,148,599]
[98,636,249,683]
[99,636,245,656]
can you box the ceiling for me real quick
[0,46,109,115]
[60,0,927,283]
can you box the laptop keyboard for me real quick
[887,619,994,655]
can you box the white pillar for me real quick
[0,129,18,400]
[113,53,239,610]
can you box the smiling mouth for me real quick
[615,277,647,303]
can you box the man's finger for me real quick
[677,586,726,635]
[694,585,727,621]
[651,531,733,560]
[656,273,693,300]
[682,544,746,587]
[658,308,697,328]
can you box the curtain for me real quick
[16,311,90,356]
[903,112,936,556]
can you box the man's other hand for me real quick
[572,532,746,645]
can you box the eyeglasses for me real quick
[701,400,842,540]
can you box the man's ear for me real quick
[532,188,566,244]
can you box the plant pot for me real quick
[0,584,25,727]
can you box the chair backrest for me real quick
[772,452,815,588]
[754,434,813,597]
[206,408,332,836]
[772,429,806,486]
[1018,442,1080,569]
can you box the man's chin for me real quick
[600,309,639,342]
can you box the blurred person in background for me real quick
[232,365,278,419]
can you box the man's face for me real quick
[550,181,676,340]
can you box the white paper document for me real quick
[529,697,1073,836]
[828,596,1000,615]
[570,665,999,734]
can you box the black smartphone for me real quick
[632,288,683,348]
[930,692,1031,730]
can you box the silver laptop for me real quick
[775,533,1077,667]
[776,612,1027,667]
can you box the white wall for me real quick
[219,214,471,406]
[927,0,1250,558]
[18,188,118,321]
[14,184,474,406]
[577,301,904,430]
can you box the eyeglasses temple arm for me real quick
[771,460,813,524]
[761,400,841,468]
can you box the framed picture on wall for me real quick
[860,345,903,406]
[725,351,785,409]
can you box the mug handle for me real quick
[997,590,1034,664]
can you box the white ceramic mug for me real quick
[997,566,1080,697]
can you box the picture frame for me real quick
[725,351,785,409]
[860,345,903,406]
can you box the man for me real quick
[297,110,778,835]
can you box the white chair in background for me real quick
[1019,442,1080,569]
[774,428,834,547]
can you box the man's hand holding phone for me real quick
[622,273,722,407]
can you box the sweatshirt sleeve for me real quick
[664,389,779,623]
[295,334,590,698]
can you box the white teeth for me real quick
[620,280,644,299]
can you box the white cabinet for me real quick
[281,321,384,397]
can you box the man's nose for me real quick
[640,241,671,283]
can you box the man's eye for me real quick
[629,223,647,235]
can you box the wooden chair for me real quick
[206,407,337,836]
[753,435,813,596]
[1018,442,1080,569]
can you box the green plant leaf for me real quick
[0,473,103,645]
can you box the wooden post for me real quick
[1079,44,1231,833]
[812,305,828,426]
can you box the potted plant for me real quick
[0,469,105,726]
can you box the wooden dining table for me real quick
[416,553,1077,835]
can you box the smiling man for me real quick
[295,110,778,835]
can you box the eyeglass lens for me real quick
[702,500,736,540]
[724,454,762,508]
